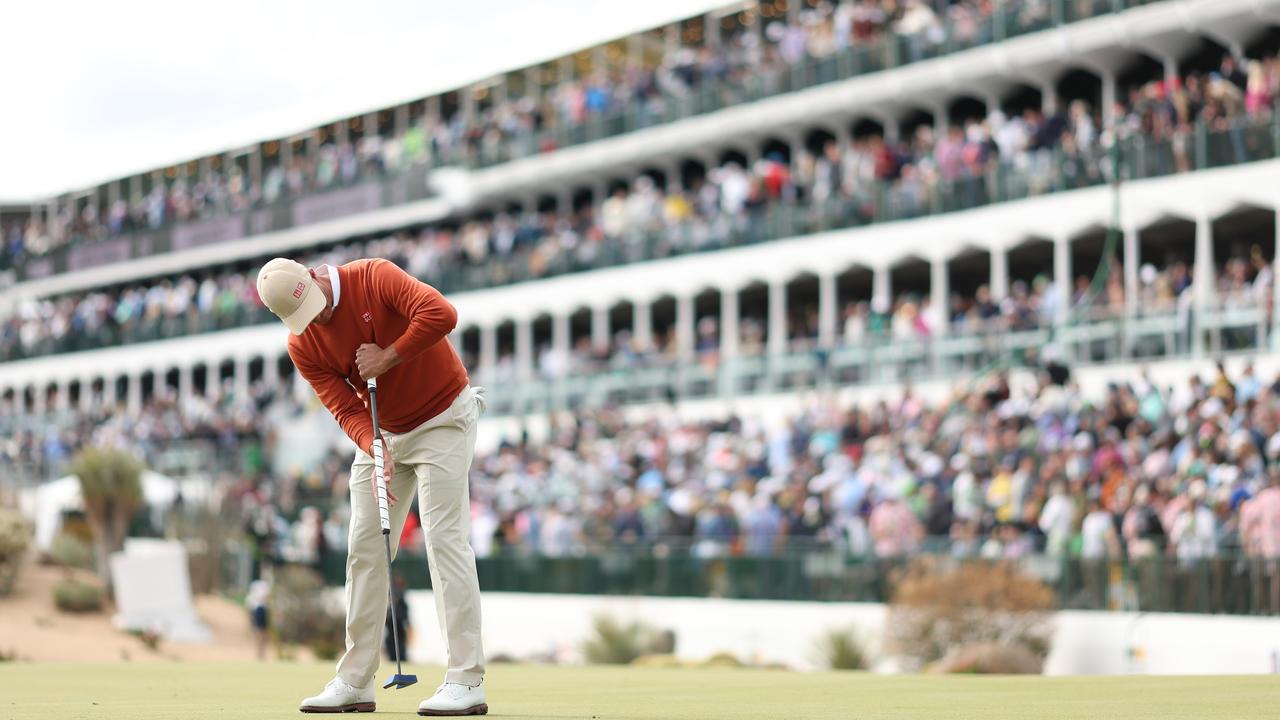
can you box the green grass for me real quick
[0,662,1276,720]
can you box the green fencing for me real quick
[319,544,1280,616]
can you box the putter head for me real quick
[382,673,418,690]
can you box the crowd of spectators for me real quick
[7,43,1280,360]
[6,358,1280,567]
[0,0,1183,269]
[465,363,1280,563]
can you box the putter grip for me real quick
[372,438,390,533]
[367,377,390,534]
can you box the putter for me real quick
[368,377,418,691]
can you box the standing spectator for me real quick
[868,491,923,557]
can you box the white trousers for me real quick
[336,385,486,688]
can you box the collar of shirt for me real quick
[325,264,341,309]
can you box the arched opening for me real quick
[609,300,636,362]
[786,273,821,350]
[836,264,875,345]
[495,320,516,383]
[890,255,933,338]
[1000,83,1043,118]
[737,282,770,357]
[457,327,481,376]
[531,313,555,380]
[193,364,208,398]
[947,96,989,127]
[1055,68,1102,115]
[693,288,722,361]
[948,247,993,332]
[140,370,155,406]
[569,307,595,374]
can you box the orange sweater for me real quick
[287,258,467,455]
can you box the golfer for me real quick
[257,257,488,716]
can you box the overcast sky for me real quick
[0,0,728,201]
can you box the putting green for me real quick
[0,662,1276,720]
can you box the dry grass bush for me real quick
[53,577,104,613]
[582,615,666,665]
[932,642,1044,674]
[49,532,94,570]
[0,508,30,597]
[816,626,870,670]
[885,558,1055,672]
[270,565,345,659]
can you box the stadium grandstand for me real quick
[5,0,1280,626]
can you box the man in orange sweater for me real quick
[257,257,488,716]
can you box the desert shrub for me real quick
[932,642,1044,674]
[0,508,30,597]
[630,654,681,668]
[270,566,344,656]
[582,615,665,665]
[816,626,869,670]
[699,651,743,668]
[126,628,164,653]
[49,533,94,570]
[53,578,104,613]
[70,448,144,594]
[885,558,1055,672]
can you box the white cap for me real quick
[256,258,327,335]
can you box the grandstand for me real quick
[4,0,1280,666]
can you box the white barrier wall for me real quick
[403,591,1280,676]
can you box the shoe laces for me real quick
[326,678,357,694]
[435,682,473,699]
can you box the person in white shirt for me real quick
[1080,498,1120,559]
[1170,481,1217,562]
[1039,482,1077,557]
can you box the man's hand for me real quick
[356,343,400,381]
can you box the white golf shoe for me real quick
[417,681,487,716]
[299,677,375,713]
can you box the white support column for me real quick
[990,243,1009,301]
[768,280,787,356]
[515,318,534,381]
[1054,232,1071,327]
[872,265,891,312]
[126,372,142,416]
[178,364,194,405]
[676,294,696,363]
[818,271,838,349]
[1101,70,1117,130]
[1123,224,1139,318]
[234,354,251,400]
[552,313,571,373]
[263,353,280,388]
[32,383,47,417]
[591,305,609,352]
[721,288,740,360]
[634,300,653,353]
[1040,81,1058,115]
[54,380,69,412]
[480,324,497,384]
[79,376,94,413]
[931,256,949,336]
[1193,211,1214,356]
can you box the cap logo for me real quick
[292,281,306,299]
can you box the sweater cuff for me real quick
[354,427,374,457]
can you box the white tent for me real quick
[18,470,197,552]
